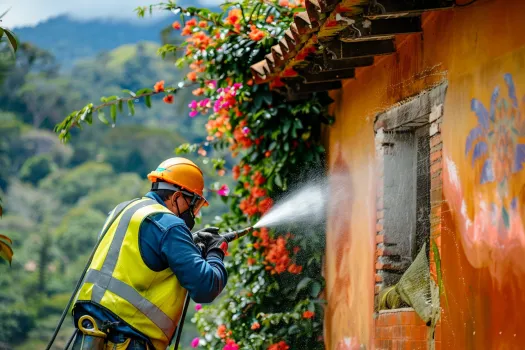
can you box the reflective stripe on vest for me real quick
[84,269,173,336]
[90,199,155,304]
[76,198,186,349]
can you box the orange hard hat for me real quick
[147,157,209,208]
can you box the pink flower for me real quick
[195,303,202,311]
[191,337,200,348]
[233,83,243,90]
[189,110,199,117]
[207,80,217,88]
[188,100,198,109]
[199,98,210,108]
[242,127,250,135]
[217,184,230,196]
[223,339,239,350]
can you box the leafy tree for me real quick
[39,162,114,205]
[54,206,107,262]
[0,12,18,265]
[19,155,57,186]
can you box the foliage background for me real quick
[1,0,332,348]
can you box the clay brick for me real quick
[430,189,442,204]
[376,234,384,243]
[375,285,381,294]
[376,221,384,232]
[430,159,442,174]
[401,311,416,325]
[430,134,442,148]
[435,341,441,350]
[377,210,384,219]
[375,273,383,282]
[430,149,442,163]
[430,142,443,153]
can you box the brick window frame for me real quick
[373,82,447,295]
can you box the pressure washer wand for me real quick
[221,226,254,243]
[171,226,253,349]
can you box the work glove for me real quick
[192,227,228,258]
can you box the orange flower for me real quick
[293,246,300,254]
[251,322,261,330]
[258,197,273,214]
[217,324,227,338]
[163,95,174,104]
[288,263,302,274]
[154,80,165,93]
[225,8,242,26]
[248,25,266,41]
[252,171,266,186]
[181,26,192,36]
[247,257,256,265]
[265,150,272,158]
[268,341,290,350]
[302,310,315,319]
[198,21,208,28]
[187,71,197,81]
[218,169,226,176]
[279,0,289,6]
[198,148,207,156]
[172,21,181,30]
[232,165,241,180]
[192,88,205,96]
[266,15,275,24]
[251,187,267,198]
[242,164,251,175]
[247,79,254,86]
[186,18,197,27]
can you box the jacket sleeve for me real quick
[159,224,228,303]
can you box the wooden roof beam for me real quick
[305,56,374,72]
[364,0,453,18]
[339,16,422,42]
[323,38,396,59]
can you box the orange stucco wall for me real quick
[324,0,525,349]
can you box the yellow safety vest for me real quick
[75,198,186,350]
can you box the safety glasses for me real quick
[180,189,206,216]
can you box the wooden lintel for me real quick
[365,0,454,17]
[306,56,374,72]
[288,80,342,94]
[298,68,355,82]
[339,16,422,41]
[324,39,396,59]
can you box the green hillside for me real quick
[0,40,231,349]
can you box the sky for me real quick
[0,0,219,28]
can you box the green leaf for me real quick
[296,277,312,292]
[98,111,109,125]
[310,281,321,297]
[118,100,123,113]
[269,141,277,151]
[283,120,292,134]
[122,89,136,97]
[0,234,12,245]
[0,28,4,41]
[110,105,117,123]
[0,240,13,265]
[144,95,152,108]
[274,173,283,188]
[127,100,135,116]
[4,28,18,52]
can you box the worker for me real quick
[70,157,228,350]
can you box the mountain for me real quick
[14,15,174,66]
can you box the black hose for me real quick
[45,199,139,350]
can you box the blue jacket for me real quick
[74,192,228,341]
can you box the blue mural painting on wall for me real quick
[465,74,525,231]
